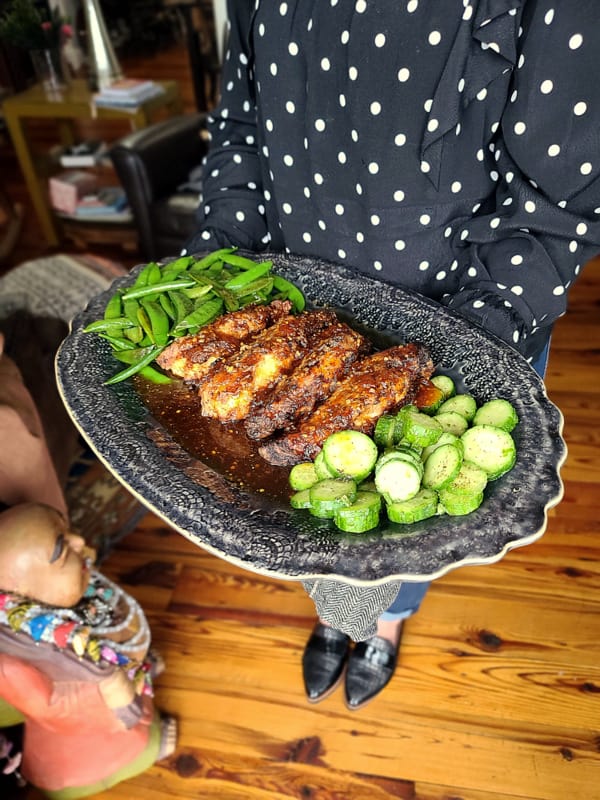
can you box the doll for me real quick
[0,503,177,799]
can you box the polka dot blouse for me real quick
[183,0,600,361]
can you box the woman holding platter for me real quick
[182,0,600,708]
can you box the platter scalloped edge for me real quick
[56,252,567,586]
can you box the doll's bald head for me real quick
[0,503,95,607]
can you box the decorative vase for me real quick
[81,0,123,92]
[30,47,66,96]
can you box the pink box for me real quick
[49,171,98,214]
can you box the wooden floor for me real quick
[2,42,600,800]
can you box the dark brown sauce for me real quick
[134,377,292,503]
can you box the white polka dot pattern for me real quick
[187,0,600,361]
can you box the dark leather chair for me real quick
[110,112,209,262]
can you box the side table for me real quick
[2,79,183,247]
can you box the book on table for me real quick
[93,78,165,108]
[59,140,109,168]
[72,187,130,219]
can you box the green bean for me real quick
[122,279,196,301]
[138,366,173,384]
[104,346,163,385]
[224,261,273,290]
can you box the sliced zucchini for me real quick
[374,458,422,503]
[314,449,337,479]
[436,393,477,422]
[422,442,463,491]
[438,489,484,516]
[373,415,397,449]
[290,488,312,509]
[431,374,456,399]
[322,430,379,482]
[386,488,439,524]
[443,460,488,496]
[289,462,319,491]
[434,410,469,437]
[334,491,382,533]
[421,431,464,462]
[461,425,517,480]
[376,448,424,478]
[399,409,444,448]
[309,478,357,519]
[472,398,519,433]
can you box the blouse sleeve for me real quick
[183,0,269,256]
[443,4,600,360]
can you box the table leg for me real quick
[3,110,60,246]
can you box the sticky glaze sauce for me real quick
[134,377,292,503]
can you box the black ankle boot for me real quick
[344,634,400,710]
[302,623,351,703]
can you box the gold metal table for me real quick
[3,79,183,246]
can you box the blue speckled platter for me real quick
[56,252,567,586]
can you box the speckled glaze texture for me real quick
[56,252,567,586]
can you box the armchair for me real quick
[110,112,209,262]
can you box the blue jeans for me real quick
[381,340,551,621]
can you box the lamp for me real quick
[81,0,123,91]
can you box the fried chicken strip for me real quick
[156,299,292,384]
[258,342,434,466]
[244,320,371,440]
[199,309,337,423]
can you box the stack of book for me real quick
[93,78,165,109]
[72,187,132,222]
[59,140,109,168]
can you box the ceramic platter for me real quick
[56,252,567,586]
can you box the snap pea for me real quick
[183,283,215,300]
[175,297,223,331]
[189,247,236,271]
[122,279,196,301]
[221,252,266,270]
[273,275,306,312]
[112,345,155,365]
[123,298,141,325]
[136,307,154,342]
[133,261,161,288]
[159,293,176,320]
[124,326,144,344]
[104,346,164,385]
[103,291,123,320]
[98,334,136,351]
[224,261,273,290]
[233,276,274,299]
[141,299,170,347]
[168,291,194,325]
[83,317,134,333]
